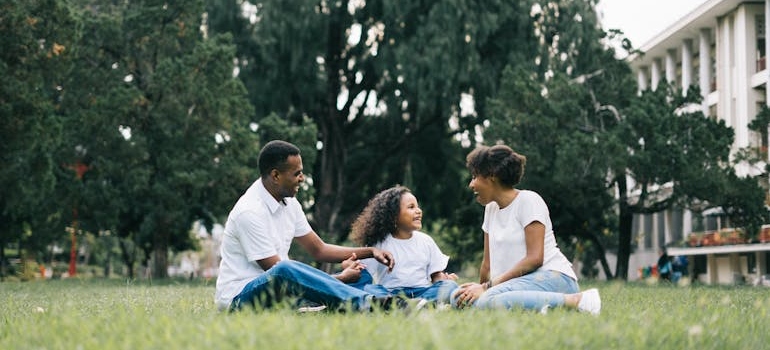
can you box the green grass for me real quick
[2,279,769,349]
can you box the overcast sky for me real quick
[597,0,709,47]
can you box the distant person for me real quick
[671,254,688,283]
[657,247,673,281]
[348,186,459,305]
[215,140,398,312]
[452,144,601,315]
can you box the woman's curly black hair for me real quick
[466,144,526,188]
[350,186,412,247]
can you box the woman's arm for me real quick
[488,221,545,286]
[479,232,491,283]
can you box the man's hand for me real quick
[370,248,395,272]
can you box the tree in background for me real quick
[205,0,548,261]
[0,0,79,279]
[483,0,631,279]
[54,0,257,278]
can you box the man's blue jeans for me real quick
[230,260,372,311]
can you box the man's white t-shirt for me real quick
[214,179,312,310]
[360,231,449,289]
[481,190,577,281]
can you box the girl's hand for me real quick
[336,254,365,283]
[431,271,458,281]
[341,253,364,270]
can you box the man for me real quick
[215,140,395,312]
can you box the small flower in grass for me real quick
[688,324,703,337]
[34,307,45,313]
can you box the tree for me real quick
[485,66,622,279]
[206,0,542,251]
[611,83,746,279]
[482,0,634,279]
[57,0,257,278]
[0,0,79,278]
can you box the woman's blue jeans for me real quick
[230,260,372,311]
[452,270,579,311]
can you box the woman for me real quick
[348,186,459,305]
[452,144,601,315]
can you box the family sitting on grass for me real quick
[214,140,601,315]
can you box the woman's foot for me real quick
[577,288,601,315]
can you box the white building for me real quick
[624,0,770,282]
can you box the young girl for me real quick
[348,186,458,305]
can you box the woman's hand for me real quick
[453,282,487,308]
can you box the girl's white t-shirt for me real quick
[482,190,577,281]
[361,231,449,289]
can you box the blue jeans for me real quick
[350,270,459,303]
[453,270,579,311]
[230,260,373,311]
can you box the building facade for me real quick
[624,0,769,282]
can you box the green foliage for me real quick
[205,0,533,240]
[2,280,770,349]
[0,0,79,260]
[48,0,258,278]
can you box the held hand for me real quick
[371,248,395,272]
[433,271,458,281]
[453,283,486,309]
[336,264,364,283]
[341,253,362,270]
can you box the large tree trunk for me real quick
[119,238,136,279]
[313,6,348,241]
[615,175,633,280]
[586,233,614,279]
[152,228,169,279]
[0,239,5,281]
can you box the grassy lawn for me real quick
[2,279,769,349]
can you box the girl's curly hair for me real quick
[350,186,411,247]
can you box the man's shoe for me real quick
[296,299,327,313]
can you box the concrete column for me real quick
[717,15,731,126]
[683,209,693,240]
[666,49,678,86]
[766,0,770,104]
[637,67,648,94]
[734,6,750,149]
[699,28,712,114]
[651,59,661,90]
[766,0,770,174]
[682,39,693,95]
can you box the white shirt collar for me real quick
[255,178,284,214]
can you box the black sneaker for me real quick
[372,296,428,314]
[295,299,327,313]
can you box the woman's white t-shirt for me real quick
[481,190,577,281]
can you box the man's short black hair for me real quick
[258,140,301,176]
